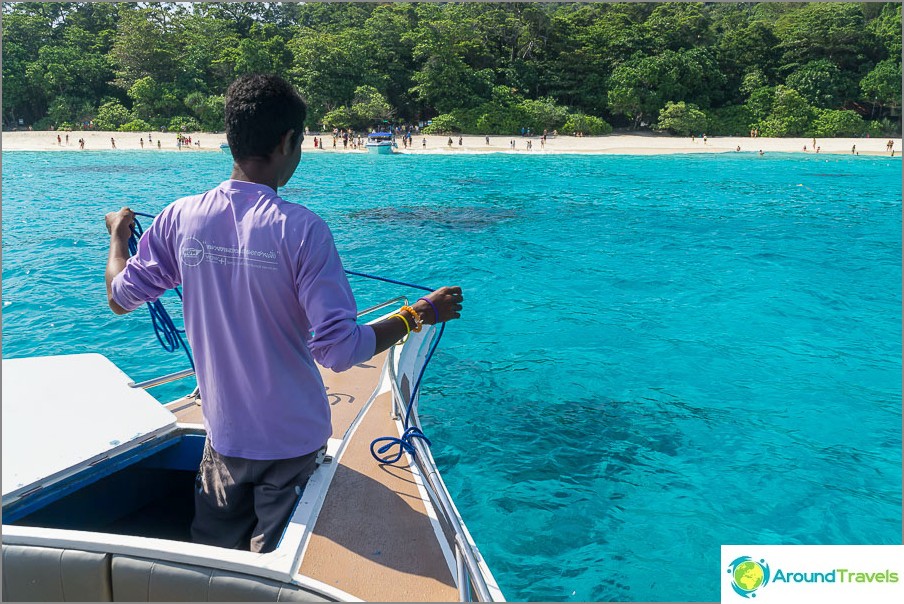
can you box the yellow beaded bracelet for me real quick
[390,313,411,343]
[400,305,424,332]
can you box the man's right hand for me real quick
[105,207,134,240]
[414,286,463,324]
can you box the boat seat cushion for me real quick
[110,555,331,601]
[1,545,113,601]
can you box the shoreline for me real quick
[1,130,900,157]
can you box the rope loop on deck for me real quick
[370,427,433,465]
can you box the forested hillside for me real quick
[2,2,900,136]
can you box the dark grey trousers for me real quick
[190,439,320,553]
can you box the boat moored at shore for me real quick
[365,132,397,155]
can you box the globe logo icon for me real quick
[727,556,770,598]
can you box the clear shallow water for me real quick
[3,149,901,601]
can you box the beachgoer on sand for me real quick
[104,73,464,554]
[111,137,116,149]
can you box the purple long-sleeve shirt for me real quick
[111,180,376,459]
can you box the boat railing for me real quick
[356,295,408,320]
[128,367,195,390]
[386,342,498,602]
[128,295,408,391]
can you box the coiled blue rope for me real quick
[128,212,195,371]
[345,270,445,465]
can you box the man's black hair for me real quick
[225,74,307,160]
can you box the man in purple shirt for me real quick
[104,74,463,553]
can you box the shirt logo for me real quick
[180,237,205,267]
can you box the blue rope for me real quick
[345,270,445,465]
[128,212,195,371]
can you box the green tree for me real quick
[644,2,713,51]
[785,60,851,108]
[177,13,242,92]
[860,59,902,115]
[422,113,463,134]
[759,86,814,136]
[127,76,180,126]
[361,4,418,116]
[350,86,395,127]
[607,49,725,128]
[773,3,879,73]
[1,10,53,125]
[168,116,201,132]
[707,105,755,136]
[406,9,494,114]
[321,106,355,130]
[546,4,651,114]
[715,19,782,99]
[184,92,225,131]
[745,86,775,123]
[562,113,612,135]
[109,6,178,90]
[120,118,153,132]
[517,97,569,132]
[656,101,709,136]
[288,28,376,123]
[94,98,132,130]
[808,109,867,137]
[867,3,902,57]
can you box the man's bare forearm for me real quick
[105,233,131,314]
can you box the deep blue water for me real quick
[2,149,901,601]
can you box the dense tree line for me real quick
[2,2,901,136]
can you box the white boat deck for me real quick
[165,351,459,601]
[2,346,501,601]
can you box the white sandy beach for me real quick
[1,129,900,157]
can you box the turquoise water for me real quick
[2,149,901,601]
